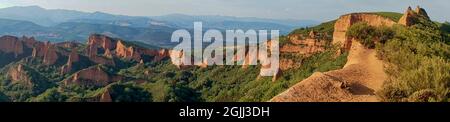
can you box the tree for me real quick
[32,88,67,102]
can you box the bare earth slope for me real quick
[270,41,386,102]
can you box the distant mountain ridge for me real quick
[0,6,318,47]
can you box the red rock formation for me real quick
[86,34,170,63]
[398,7,416,26]
[100,88,113,102]
[88,34,117,50]
[86,44,115,66]
[399,6,430,26]
[115,41,141,60]
[170,50,191,69]
[7,64,32,87]
[104,49,113,58]
[32,41,59,65]
[332,13,396,51]
[153,49,170,62]
[89,56,116,66]
[0,36,24,57]
[86,45,98,58]
[20,36,38,48]
[415,6,429,19]
[61,49,80,74]
[64,66,118,87]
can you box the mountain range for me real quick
[0,6,318,47]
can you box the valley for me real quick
[0,5,449,102]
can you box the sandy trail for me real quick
[270,42,387,102]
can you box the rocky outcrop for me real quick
[88,34,117,50]
[21,36,38,48]
[116,41,141,61]
[89,55,116,66]
[399,6,430,26]
[100,88,113,102]
[332,13,396,51]
[170,50,191,69]
[64,66,120,87]
[0,36,24,57]
[86,44,115,66]
[86,45,98,58]
[7,64,32,86]
[86,34,170,64]
[148,49,170,62]
[32,41,59,65]
[283,32,326,56]
[61,49,80,74]
[415,6,429,19]
[104,49,113,58]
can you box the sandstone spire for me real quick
[399,6,430,26]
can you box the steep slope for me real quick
[271,6,434,102]
[270,10,406,102]
[271,41,386,102]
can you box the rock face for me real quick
[88,34,117,50]
[32,42,59,65]
[332,13,396,51]
[100,88,113,102]
[61,49,80,74]
[21,36,38,48]
[104,49,113,58]
[415,6,429,19]
[399,6,430,26]
[0,36,24,57]
[64,66,116,87]
[150,49,170,62]
[116,41,141,61]
[86,44,115,66]
[86,34,170,63]
[7,64,32,86]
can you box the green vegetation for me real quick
[31,88,67,102]
[377,20,450,102]
[0,17,348,102]
[290,20,336,38]
[107,82,153,102]
[373,12,403,21]
[346,22,394,48]
[184,46,347,102]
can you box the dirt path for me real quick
[270,42,387,102]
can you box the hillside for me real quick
[271,41,385,102]
[0,30,349,102]
[272,6,450,102]
[0,6,448,102]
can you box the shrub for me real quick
[347,22,395,48]
[346,22,377,48]
[377,23,450,102]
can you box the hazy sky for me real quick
[0,0,449,22]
